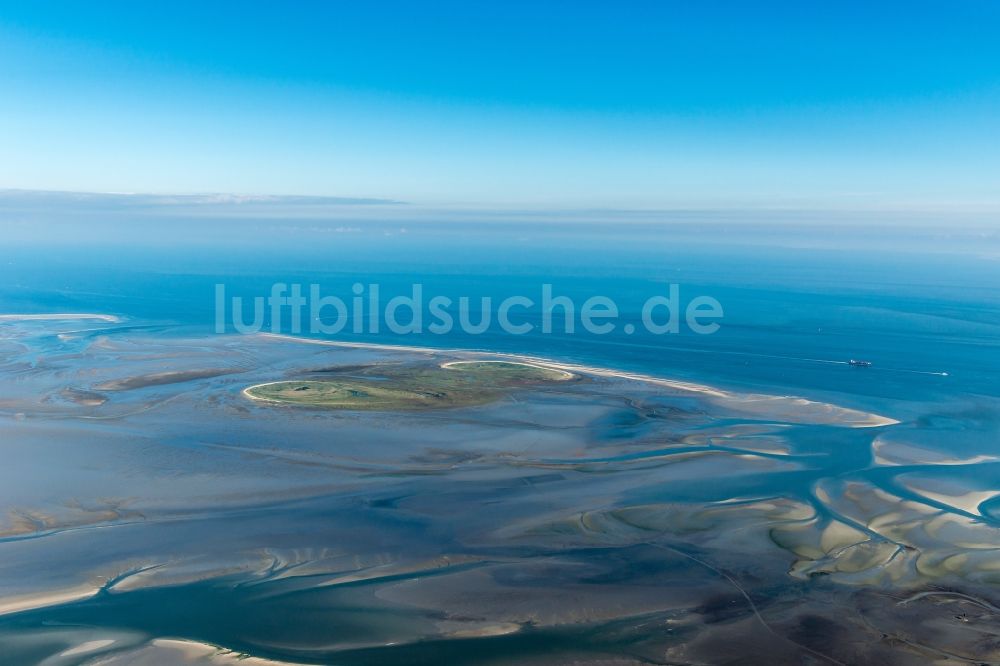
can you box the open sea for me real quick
[3,216,1000,664]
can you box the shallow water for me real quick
[3,223,1000,663]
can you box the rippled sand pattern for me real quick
[0,317,998,664]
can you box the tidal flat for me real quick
[1,316,1000,664]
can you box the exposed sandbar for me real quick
[95,368,241,391]
[0,584,99,617]
[0,313,121,322]
[257,333,898,427]
[59,387,109,406]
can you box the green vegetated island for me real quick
[243,360,575,410]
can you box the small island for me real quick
[243,360,574,410]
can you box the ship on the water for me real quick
[849,359,873,367]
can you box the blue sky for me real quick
[1,1,998,209]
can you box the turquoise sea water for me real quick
[6,221,999,405]
[3,219,1000,663]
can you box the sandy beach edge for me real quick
[0,313,122,323]
[256,333,900,427]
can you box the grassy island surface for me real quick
[243,360,574,410]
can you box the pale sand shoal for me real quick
[0,313,121,322]
[257,333,899,428]
[0,584,99,617]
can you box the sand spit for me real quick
[898,479,998,518]
[94,368,241,391]
[0,584,99,617]
[872,436,999,467]
[87,638,310,665]
[440,359,576,380]
[0,313,121,322]
[258,333,898,428]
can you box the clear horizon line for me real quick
[1,187,999,220]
